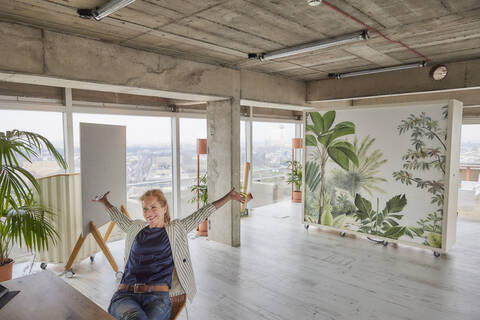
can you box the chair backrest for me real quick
[170,294,187,320]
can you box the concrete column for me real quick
[62,88,74,173]
[207,98,241,247]
[171,117,181,218]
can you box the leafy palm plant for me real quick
[306,111,358,224]
[190,172,208,207]
[286,160,302,192]
[330,135,387,197]
[353,193,415,240]
[0,130,66,266]
[393,109,447,248]
[305,161,321,192]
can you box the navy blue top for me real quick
[121,226,174,287]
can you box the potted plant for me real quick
[0,130,66,281]
[190,172,208,235]
[286,160,302,203]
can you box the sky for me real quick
[0,110,297,147]
[5,108,477,146]
[461,124,480,143]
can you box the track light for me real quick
[77,0,136,21]
[249,30,369,61]
[329,61,427,79]
[308,0,322,6]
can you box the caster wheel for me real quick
[40,262,47,270]
[382,241,388,247]
[90,255,95,262]
[434,251,441,258]
[115,271,124,280]
[339,232,346,237]
[65,268,75,278]
[304,224,309,230]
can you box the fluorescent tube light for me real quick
[329,61,427,79]
[95,0,135,20]
[250,30,369,61]
[77,0,136,21]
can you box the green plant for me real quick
[190,172,208,207]
[305,161,322,192]
[332,214,347,229]
[0,130,66,266]
[411,212,443,248]
[353,193,415,240]
[330,136,387,197]
[320,193,333,226]
[286,160,302,192]
[392,110,447,247]
[306,111,358,225]
[333,191,356,216]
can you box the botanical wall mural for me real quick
[304,104,451,248]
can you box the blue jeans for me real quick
[108,290,172,320]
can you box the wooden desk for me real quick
[0,271,114,320]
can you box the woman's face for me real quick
[142,195,167,228]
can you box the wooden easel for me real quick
[65,205,131,273]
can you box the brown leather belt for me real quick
[118,283,169,293]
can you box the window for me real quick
[72,113,172,216]
[179,118,207,218]
[0,109,65,177]
[252,122,295,207]
[458,124,480,218]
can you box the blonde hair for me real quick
[140,189,171,224]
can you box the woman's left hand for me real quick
[228,188,251,203]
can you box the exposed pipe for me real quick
[321,0,429,62]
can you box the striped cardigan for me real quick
[106,203,216,302]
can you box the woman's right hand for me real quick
[92,191,110,203]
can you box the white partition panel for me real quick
[80,123,126,236]
[303,100,462,253]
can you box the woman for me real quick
[93,188,247,320]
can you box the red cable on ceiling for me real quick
[322,0,429,62]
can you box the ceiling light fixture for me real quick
[308,0,323,6]
[329,61,427,79]
[77,0,136,21]
[249,30,369,61]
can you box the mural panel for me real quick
[304,103,456,249]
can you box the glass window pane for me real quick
[73,113,172,219]
[0,109,65,177]
[459,124,480,218]
[252,122,295,208]
[179,118,206,218]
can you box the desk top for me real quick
[0,271,114,320]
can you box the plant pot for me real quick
[292,191,302,203]
[0,259,14,282]
[197,220,208,236]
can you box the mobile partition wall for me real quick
[303,100,462,254]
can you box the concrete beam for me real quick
[207,99,241,247]
[240,70,307,108]
[0,21,306,108]
[307,58,480,102]
[308,88,480,110]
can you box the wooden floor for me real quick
[12,201,480,320]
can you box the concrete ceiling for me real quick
[1,0,480,81]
